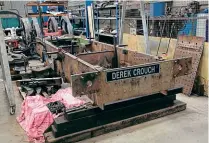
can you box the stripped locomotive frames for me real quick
[36,36,197,109]
[36,35,205,141]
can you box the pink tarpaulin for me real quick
[17,87,85,143]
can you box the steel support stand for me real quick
[119,1,127,45]
[139,1,150,54]
[115,0,119,44]
[0,20,16,115]
[38,2,44,39]
[85,0,93,39]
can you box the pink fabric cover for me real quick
[17,87,85,143]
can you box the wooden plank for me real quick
[72,57,192,108]
[27,13,68,17]
[174,36,204,95]
[44,100,186,143]
[26,2,67,6]
[198,42,208,96]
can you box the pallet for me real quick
[44,100,186,143]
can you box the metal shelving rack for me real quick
[25,1,68,17]
[68,3,86,34]
[94,1,121,44]
[92,1,149,48]
[120,1,208,54]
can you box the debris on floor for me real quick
[17,87,85,143]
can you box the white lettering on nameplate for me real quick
[106,64,159,82]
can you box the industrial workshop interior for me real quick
[0,0,208,143]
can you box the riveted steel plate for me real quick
[72,57,192,108]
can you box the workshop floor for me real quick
[79,94,208,143]
[0,74,207,143]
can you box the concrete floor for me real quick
[0,81,28,143]
[0,79,208,143]
[79,94,208,143]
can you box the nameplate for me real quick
[106,64,160,82]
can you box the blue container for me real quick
[58,6,64,12]
[150,2,165,17]
[178,20,197,36]
[32,5,48,22]
[42,6,48,22]
[32,6,38,13]
[42,6,47,12]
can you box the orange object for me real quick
[43,28,62,36]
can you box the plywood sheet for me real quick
[174,36,204,95]
[122,33,177,58]
[198,42,208,96]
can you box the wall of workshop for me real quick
[1,1,29,16]
[171,1,208,12]
[0,18,20,29]
[0,1,29,28]
[122,33,208,96]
